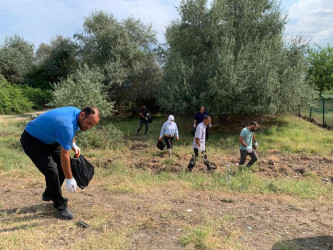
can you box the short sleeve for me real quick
[240,128,246,137]
[194,125,202,138]
[55,126,73,150]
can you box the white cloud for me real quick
[285,0,333,46]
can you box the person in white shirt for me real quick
[159,115,179,156]
[186,115,216,172]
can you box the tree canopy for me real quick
[158,0,313,115]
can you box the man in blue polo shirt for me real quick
[20,106,100,219]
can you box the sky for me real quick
[0,0,332,49]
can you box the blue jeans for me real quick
[137,119,149,135]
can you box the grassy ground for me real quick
[0,115,333,249]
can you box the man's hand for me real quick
[253,142,258,150]
[71,142,80,158]
[246,146,253,153]
[65,178,77,193]
[158,137,162,141]
[176,137,179,141]
[198,144,204,153]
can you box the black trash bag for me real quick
[147,115,153,123]
[157,140,166,150]
[70,155,94,189]
[191,128,196,136]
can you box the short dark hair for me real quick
[81,107,100,118]
[249,121,258,126]
[203,115,211,120]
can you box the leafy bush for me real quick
[76,123,124,149]
[49,64,114,117]
[0,81,33,114]
[20,85,51,108]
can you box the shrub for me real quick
[0,81,33,114]
[76,123,124,149]
[20,86,51,108]
[48,64,114,117]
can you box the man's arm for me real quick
[239,136,247,148]
[195,137,200,147]
[60,147,73,179]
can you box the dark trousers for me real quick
[239,149,258,167]
[137,119,149,135]
[164,136,174,149]
[187,148,211,170]
[20,131,66,208]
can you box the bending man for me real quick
[159,115,179,156]
[20,106,100,219]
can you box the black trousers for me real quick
[137,119,149,134]
[164,136,174,149]
[187,148,211,170]
[239,149,258,167]
[20,131,66,208]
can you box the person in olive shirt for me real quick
[136,104,149,135]
[239,121,259,167]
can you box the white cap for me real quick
[168,115,174,122]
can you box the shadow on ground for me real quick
[272,236,333,249]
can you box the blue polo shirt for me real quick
[25,106,81,150]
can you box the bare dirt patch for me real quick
[1,175,333,249]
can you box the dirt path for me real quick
[1,174,332,249]
[0,110,48,123]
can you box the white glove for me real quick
[65,178,77,193]
[193,124,196,128]
[254,142,258,148]
[146,117,148,121]
[198,145,204,153]
[71,142,80,157]
[246,146,253,153]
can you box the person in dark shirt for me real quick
[193,106,210,140]
[136,104,149,135]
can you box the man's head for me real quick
[203,115,211,126]
[78,107,100,131]
[141,104,146,109]
[248,121,258,132]
[200,106,205,113]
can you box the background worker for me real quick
[20,106,100,220]
[159,115,179,156]
[193,106,210,140]
[239,121,259,167]
[187,115,216,172]
[137,104,149,135]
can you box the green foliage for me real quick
[76,123,124,149]
[20,85,52,108]
[75,11,162,111]
[0,81,33,114]
[49,64,114,117]
[160,0,313,115]
[180,225,211,249]
[307,44,333,93]
[0,35,34,83]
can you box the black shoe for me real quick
[57,207,74,220]
[55,200,74,220]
